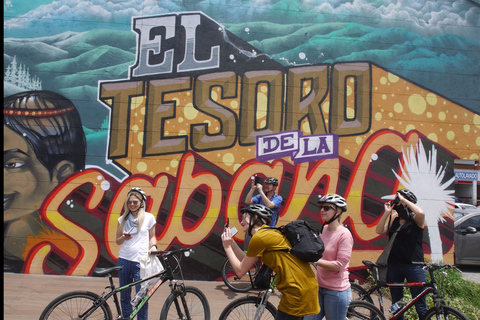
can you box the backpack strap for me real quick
[261,226,291,254]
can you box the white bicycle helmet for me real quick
[129,187,147,202]
[318,194,347,212]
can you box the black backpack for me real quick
[272,220,324,262]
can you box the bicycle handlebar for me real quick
[151,248,194,257]
[414,262,460,272]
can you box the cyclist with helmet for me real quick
[245,176,283,227]
[375,189,427,320]
[116,187,157,320]
[306,194,353,320]
[222,204,320,319]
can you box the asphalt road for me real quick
[458,265,480,284]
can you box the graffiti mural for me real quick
[4,1,480,279]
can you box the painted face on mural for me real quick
[3,126,57,222]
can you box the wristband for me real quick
[151,244,157,248]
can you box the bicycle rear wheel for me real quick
[39,290,112,320]
[350,283,374,304]
[160,286,210,320]
[218,296,276,320]
[421,306,468,320]
[221,258,259,292]
[347,300,385,320]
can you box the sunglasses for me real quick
[127,200,139,205]
[320,205,335,211]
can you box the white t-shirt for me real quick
[118,212,156,262]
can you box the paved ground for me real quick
[4,272,281,319]
[4,267,479,319]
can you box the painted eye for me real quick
[5,161,25,169]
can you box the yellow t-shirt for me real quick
[246,226,320,317]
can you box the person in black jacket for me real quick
[375,189,427,320]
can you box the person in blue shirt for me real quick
[245,177,283,227]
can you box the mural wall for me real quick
[4,0,480,279]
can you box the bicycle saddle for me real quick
[94,266,124,276]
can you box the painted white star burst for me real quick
[393,139,455,262]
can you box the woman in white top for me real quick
[116,187,156,320]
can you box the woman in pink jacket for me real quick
[306,194,353,320]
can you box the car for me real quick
[455,203,478,210]
[454,212,480,266]
[454,208,479,220]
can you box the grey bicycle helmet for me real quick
[129,187,147,202]
[240,204,273,225]
[318,194,347,212]
[264,177,279,186]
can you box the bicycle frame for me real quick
[85,251,181,319]
[363,262,446,319]
[377,284,434,319]
[253,275,278,320]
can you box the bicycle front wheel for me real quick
[222,258,259,292]
[350,283,374,304]
[39,290,112,320]
[347,300,385,320]
[218,296,277,320]
[160,286,210,320]
[421,306,469,320]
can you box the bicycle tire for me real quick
[160,285,210,320]
[350,283,374,304]
[421,305,469,320]
[218,296,277,320]
[347,300,386,320]
[39,290,112,320]
[221,258,259,292]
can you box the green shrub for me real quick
[432,267,480,320]
[360,266,480,319]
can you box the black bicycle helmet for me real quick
[397,189,417,204]
[129,187,147,202]
[264,177,279,186]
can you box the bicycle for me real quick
[39,248,210,320]
[221,257,262,292]
[219,274,278,320]
[219,271,385,320]
[351,260,468,320]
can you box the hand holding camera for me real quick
[390,197,400,207]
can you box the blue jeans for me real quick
[387,263,428,320]
[305,287,351,320]
[118,258,148,320]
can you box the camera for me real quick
[254,176,264,185]
[390,197,400,207]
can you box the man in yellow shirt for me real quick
[222,204,320,319]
